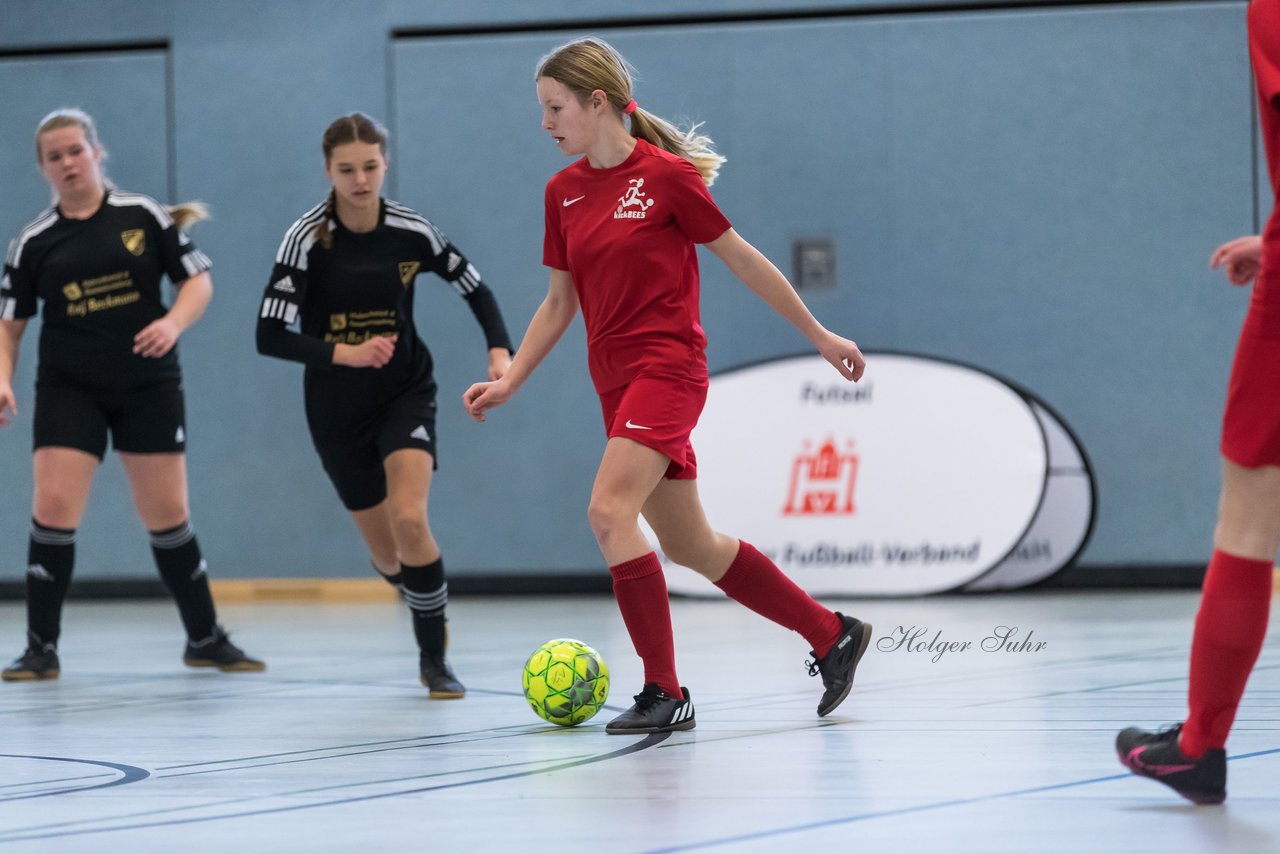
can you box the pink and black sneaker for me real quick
[1116,724,1226,805]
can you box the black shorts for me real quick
[33,379,186,459]
[306,386,438,511]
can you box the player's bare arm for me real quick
[704,228,865,381]
[464,269,578,421]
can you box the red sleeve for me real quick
[668,159,732,244]
[542,180,568,270]
[1251,0,1280,111]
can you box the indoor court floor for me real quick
[1,589,1278,853]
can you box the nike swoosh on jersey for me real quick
[624,419,654,430]
[563,196,586,207]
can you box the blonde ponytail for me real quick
[627,110,724,186]
[167,201,210,229]
[536,37,726,186]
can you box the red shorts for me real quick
[1221,275,1280,467]
[598,373,707,479]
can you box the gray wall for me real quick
[0,0,1258,580]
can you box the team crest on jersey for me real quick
[398,261,421,286]
[614,178,655,220]
[63,282,83,301]
[121,229,146,256]
[330,313,348,331]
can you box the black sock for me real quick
[401,557,447,656]
[26,519,75,649]
[151,521,217,641]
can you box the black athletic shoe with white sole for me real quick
[2,642,60,682]
[420,653,466,698]
[606,683,695,734]
[183,627,266,672]
[808,613,872,717]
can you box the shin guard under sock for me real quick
[26,519,76,649]
[1181,549,1273,757]
[402,558,447,656]
[714,540,844,657]
[151,521,218,641]
[610,553,680,697]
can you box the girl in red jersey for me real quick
[463,37,872,733]
[1116,0,1280,804]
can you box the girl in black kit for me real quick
[256,113,513,697]
[0,109,264,679]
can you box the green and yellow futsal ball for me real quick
[522,638,610,726]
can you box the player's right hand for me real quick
[335,335,397,368]
[0,384,16,427]
[462,380,512,422]
[1209,235,1263,286]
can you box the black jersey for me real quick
[1,190,212,391]
[256,198,512,407]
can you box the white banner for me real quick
[656,353,1048,597]
[962,397,1095,591]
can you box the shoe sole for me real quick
[2,669,60,682]
[1114,747,1226,805]
[818,621,873,717]
[184,659,267,673]
[605,719,696,735]
[420,676,465,699]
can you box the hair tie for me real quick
[623,99,638,116]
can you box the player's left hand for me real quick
[463,379,514,422]
[815,330,866,381]
[1209,235,1263,287]
[0,383,17,427]
[488,347,513,381]
[133,317,182,358]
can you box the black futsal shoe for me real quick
[605,683,695,734]
[2,643,60,681]
[183,627,267,673]
[808,613,873,717]
[420,653,466,698]
[1116,724,1227,805]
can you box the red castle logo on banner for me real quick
[783,438,859,516]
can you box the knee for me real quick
[1213,520,1280,561]
[389,508,430,549]
[33,494,81,529]
[658,536,701,570]
[146,505,190,532]
[587,495,632,545]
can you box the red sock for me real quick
[609,552,680,697]
[1180,549,1273,757]
[713,540,844,657]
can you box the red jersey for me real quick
[543,138,732,393]
[1251,0,1280,293]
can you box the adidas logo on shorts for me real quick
[410,425,430,442]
